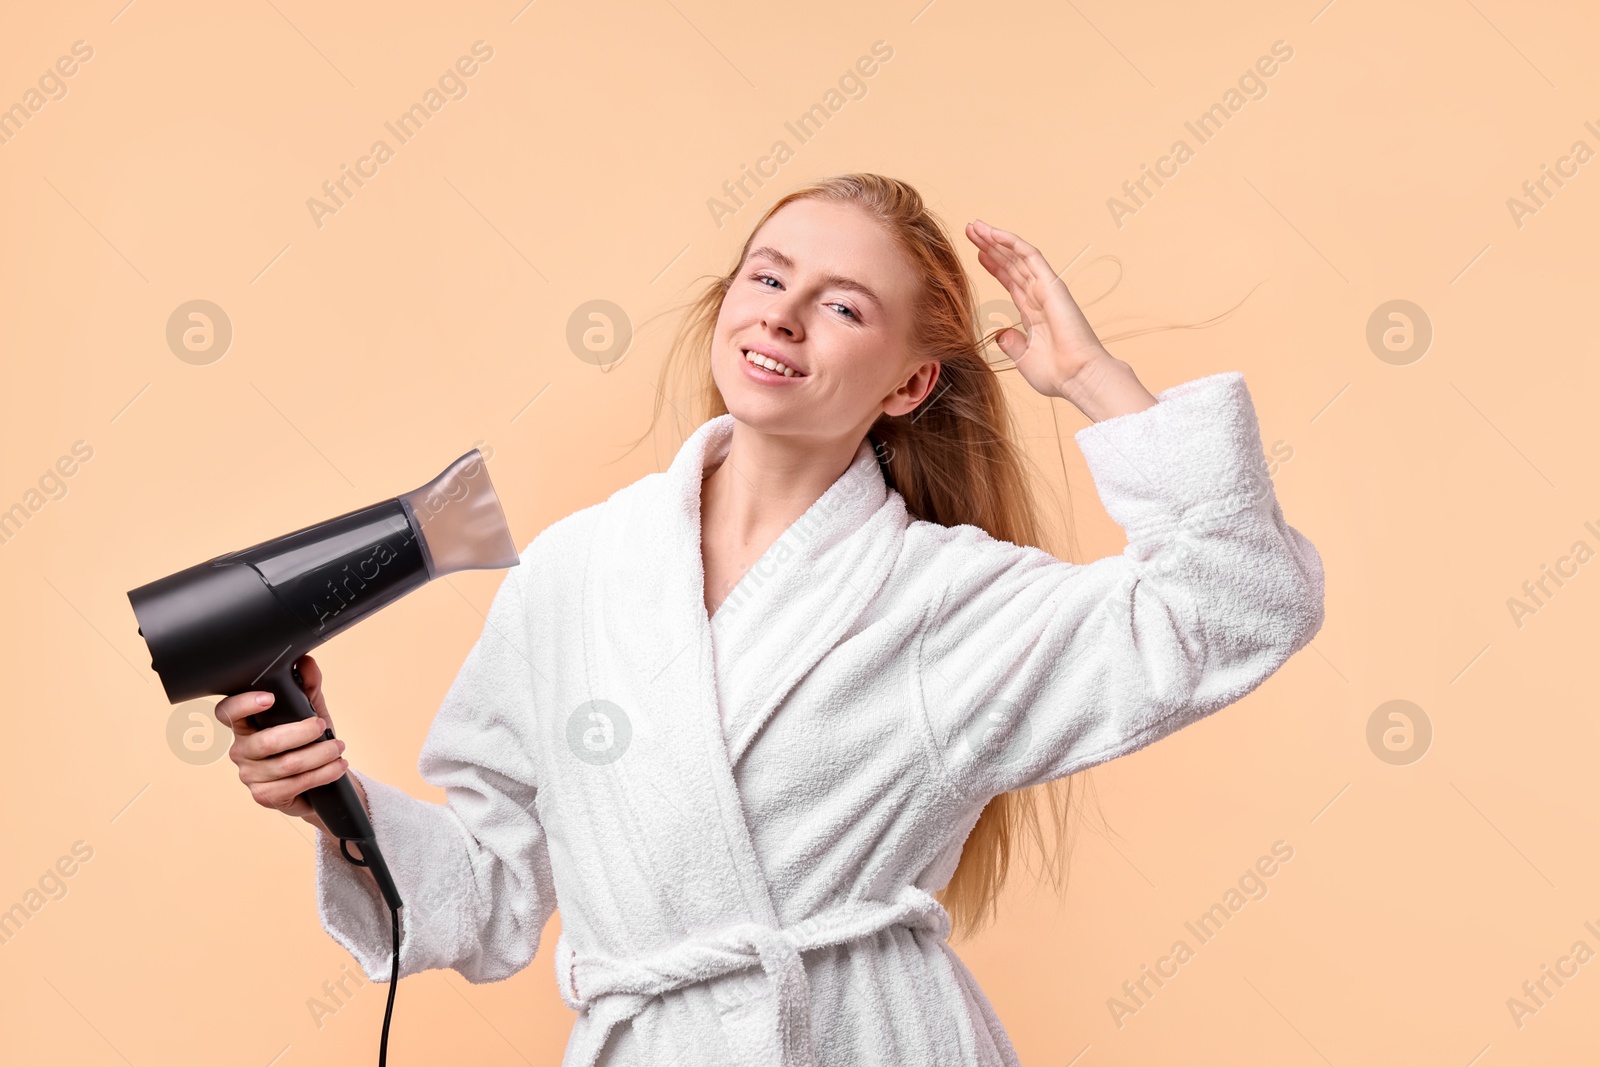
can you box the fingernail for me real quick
[336,740,346,753]
[256,693,273,708]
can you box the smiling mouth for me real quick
[742,349,804,377]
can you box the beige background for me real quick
[1,0,1595,1063]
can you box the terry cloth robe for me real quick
[313,369,1326,1067]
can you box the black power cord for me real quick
[296,663,403,1063]
[341,838,403,1065]
[381,905,400,1065]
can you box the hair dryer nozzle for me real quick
[398,449,520,578]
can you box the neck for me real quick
[702,420,861,547]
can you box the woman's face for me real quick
[712,198,940,444]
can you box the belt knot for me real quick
[554,884,951,1067]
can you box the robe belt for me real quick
[555,883,952,1067]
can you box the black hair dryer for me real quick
[127,449,521,913]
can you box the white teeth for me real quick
[744,349,797,377]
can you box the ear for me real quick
[883,360,941,418]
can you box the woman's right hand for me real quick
[215,654,363,835]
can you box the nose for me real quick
[759,293,803,340]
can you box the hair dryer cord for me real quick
[381,903,400,1067]
[337,835,402,1065]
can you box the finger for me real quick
[972,219,1050,273]
[968,221,1026,293]
[974,247,1039,335]
[251,757,349,813]
[253,737,345,785]
[216,692,275,735]
[971,221,1058,305]
[972,223,1097,343]
[969,233,1025,305]
[973,244,1027,300]
[994,327,1030,364]
[968,220,1036,283]
[970,227,1045,323]
[239,735,346,785]
[970,223,1100,364]
[295,655,330,720]
[231,716,332,764]
[297,653,321,692]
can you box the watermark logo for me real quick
[1505,920,1600,1030]
[706,40,895,229]
[1107,40,1294,229]
[0,40,94,148]
[0,840,94,948]
[566,699,631,765]
[954,697,1032,773]
[1365,299,1431,366]
[0,440,94,548]
[566,299,632,367]
[166,300,233,365]
[1506,520,1599,629]
[709,462,884,629]
[306,961,368,1030]
[167,698,229,765]
[1104,524,1202,627]
[1108,839,1294,1027]
[306,41,495,230]
[975,297,1022,350]
[1365,699,1431,765]
[1506,121,1600,230]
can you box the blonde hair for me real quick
[631,173,1241,940]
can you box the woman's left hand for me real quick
[966,219,1157,421]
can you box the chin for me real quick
[712,352,794,428]
[719,387,797,434]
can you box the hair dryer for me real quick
[126,447,519,915]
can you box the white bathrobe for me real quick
[314,369,1325,1067]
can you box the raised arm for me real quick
[914,369,1325,801]
[314,554,558,983]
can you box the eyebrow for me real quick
[745,246,884,311]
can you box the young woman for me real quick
[218,173,1324,1066]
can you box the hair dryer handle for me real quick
[246,662,404,913]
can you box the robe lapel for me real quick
[584,413,907,935]
[701,423,906,767]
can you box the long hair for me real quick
[630,173,1245,941]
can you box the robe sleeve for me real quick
[312,556,558,983]
[914,370,1325,801]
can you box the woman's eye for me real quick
[751,274,857,320]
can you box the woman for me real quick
[218,173,1325,1066]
